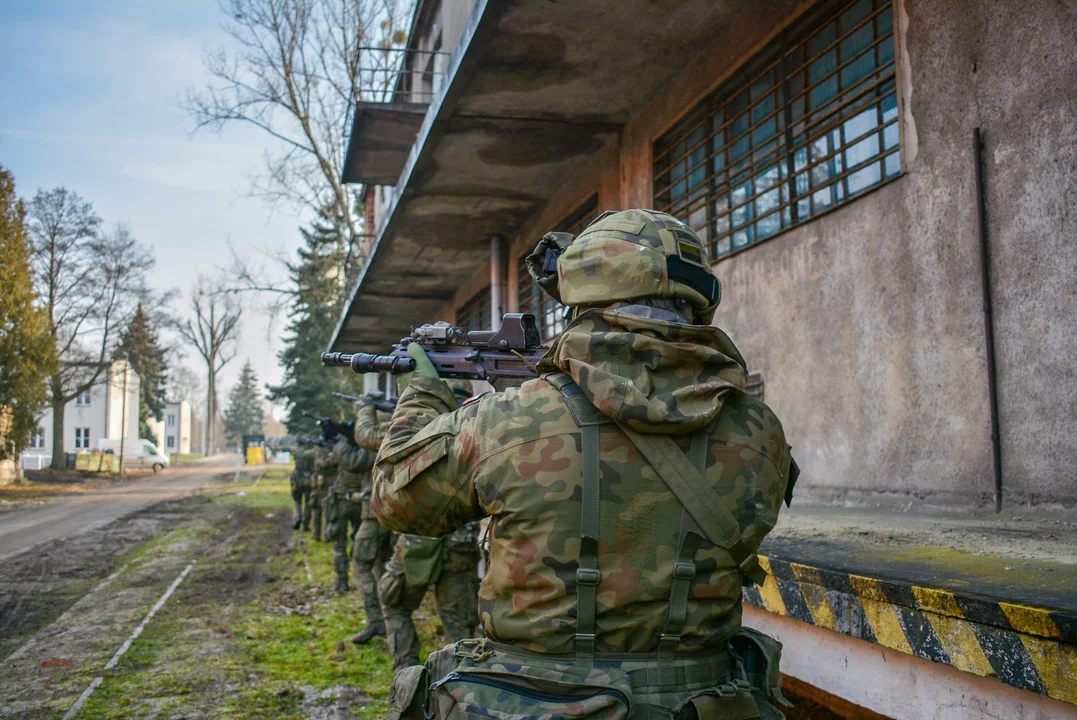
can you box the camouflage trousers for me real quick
[379,536,480,672]
[309,482,329,542]
[352,508,393,627]
[326,493,364,587]
[290,478,312,530]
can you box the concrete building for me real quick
[162,400,192,456]
[333,1,1077,716]
[334,0,1076,510]
[24,361,141,466]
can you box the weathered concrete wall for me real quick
[432,0,1077,507]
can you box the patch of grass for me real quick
[177,453,205,463]
[76,469,446,718]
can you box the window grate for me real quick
[456,286,492,331]
[517,195,600,341]
[654,0,899,261]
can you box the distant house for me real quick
[24,361,140,468]
[162,400,192,456]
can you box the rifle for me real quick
[300,410,357,446]
[331,391,398,414]
[322,313,547,386]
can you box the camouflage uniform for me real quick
[290,444,315,530]
[351,403,394,640]
[310,444,335,542]
[354,403,479,668]
[325,437,374,592]
[373,210,798,719]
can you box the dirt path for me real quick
[0,456,248,562]
[0,471,422,720]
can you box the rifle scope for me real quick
[321,352,417,374]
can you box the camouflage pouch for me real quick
[385,665,427,720]
[325,493,340,524]
[730,628,792,718]
[428,645,632,720]
[670,681,759,720]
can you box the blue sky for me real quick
[0,0,309,416]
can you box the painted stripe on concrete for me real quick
[745,554,1077,707]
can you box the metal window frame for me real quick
[456,286,492,331]
[516,194,600,341]
[653,0,901,262]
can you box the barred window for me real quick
[518,195,599,341]
[456,286,491,331]
[654,0,899,260]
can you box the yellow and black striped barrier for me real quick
[744,555,1077,705]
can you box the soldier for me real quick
[310,440,335,543]
[352,395,480,667]
[324,429,372,592]
[373,210,799,719]
[290,439,316,531]
[349,399,394,644]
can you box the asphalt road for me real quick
[0,455,247,562]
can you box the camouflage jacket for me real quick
[293,447,316,479]
[314,444,338,489]
[355,404,393,493]
[331,437,374,494]
[373,308,795,655]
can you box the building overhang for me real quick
[342,103,429,185]
[331,0,757,352]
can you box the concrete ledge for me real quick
[744,554,1077,707]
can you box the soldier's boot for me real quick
[352,561,387,644]
[335,574,350,593]
[384,609,421,672]
[351,620,386,644]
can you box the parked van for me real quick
[95,439,170,472]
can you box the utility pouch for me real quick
[731,628,792,715]
[670,681,759,720]
[427,643,632,720]
[378,562,407,606]
[385,665,427,720]
[400,534,445,588]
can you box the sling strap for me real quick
[656,429,707,663]
[616,425,767,587]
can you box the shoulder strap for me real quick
[543,372,603,665]
[617,425,767,587]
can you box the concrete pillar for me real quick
[490,235,507,329]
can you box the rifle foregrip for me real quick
[321,352,416,374]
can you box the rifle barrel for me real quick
[322,352,416,374]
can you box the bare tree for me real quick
[185,0,412,281]
[28,188,156,468]
[175,283,242,455]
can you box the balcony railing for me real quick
[357,47,451,104]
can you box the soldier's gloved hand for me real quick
[398,342,439,393]
[407,343,438,377]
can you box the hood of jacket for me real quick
[536,307,748,434]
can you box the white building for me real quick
[24,361,140,467]
[162,400,192,456]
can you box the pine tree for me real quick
[115,305,168,441]
[267,203,362,435]
[0,165,58,462]
[223,360,265,444]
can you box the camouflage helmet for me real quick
[525,209,721,324]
